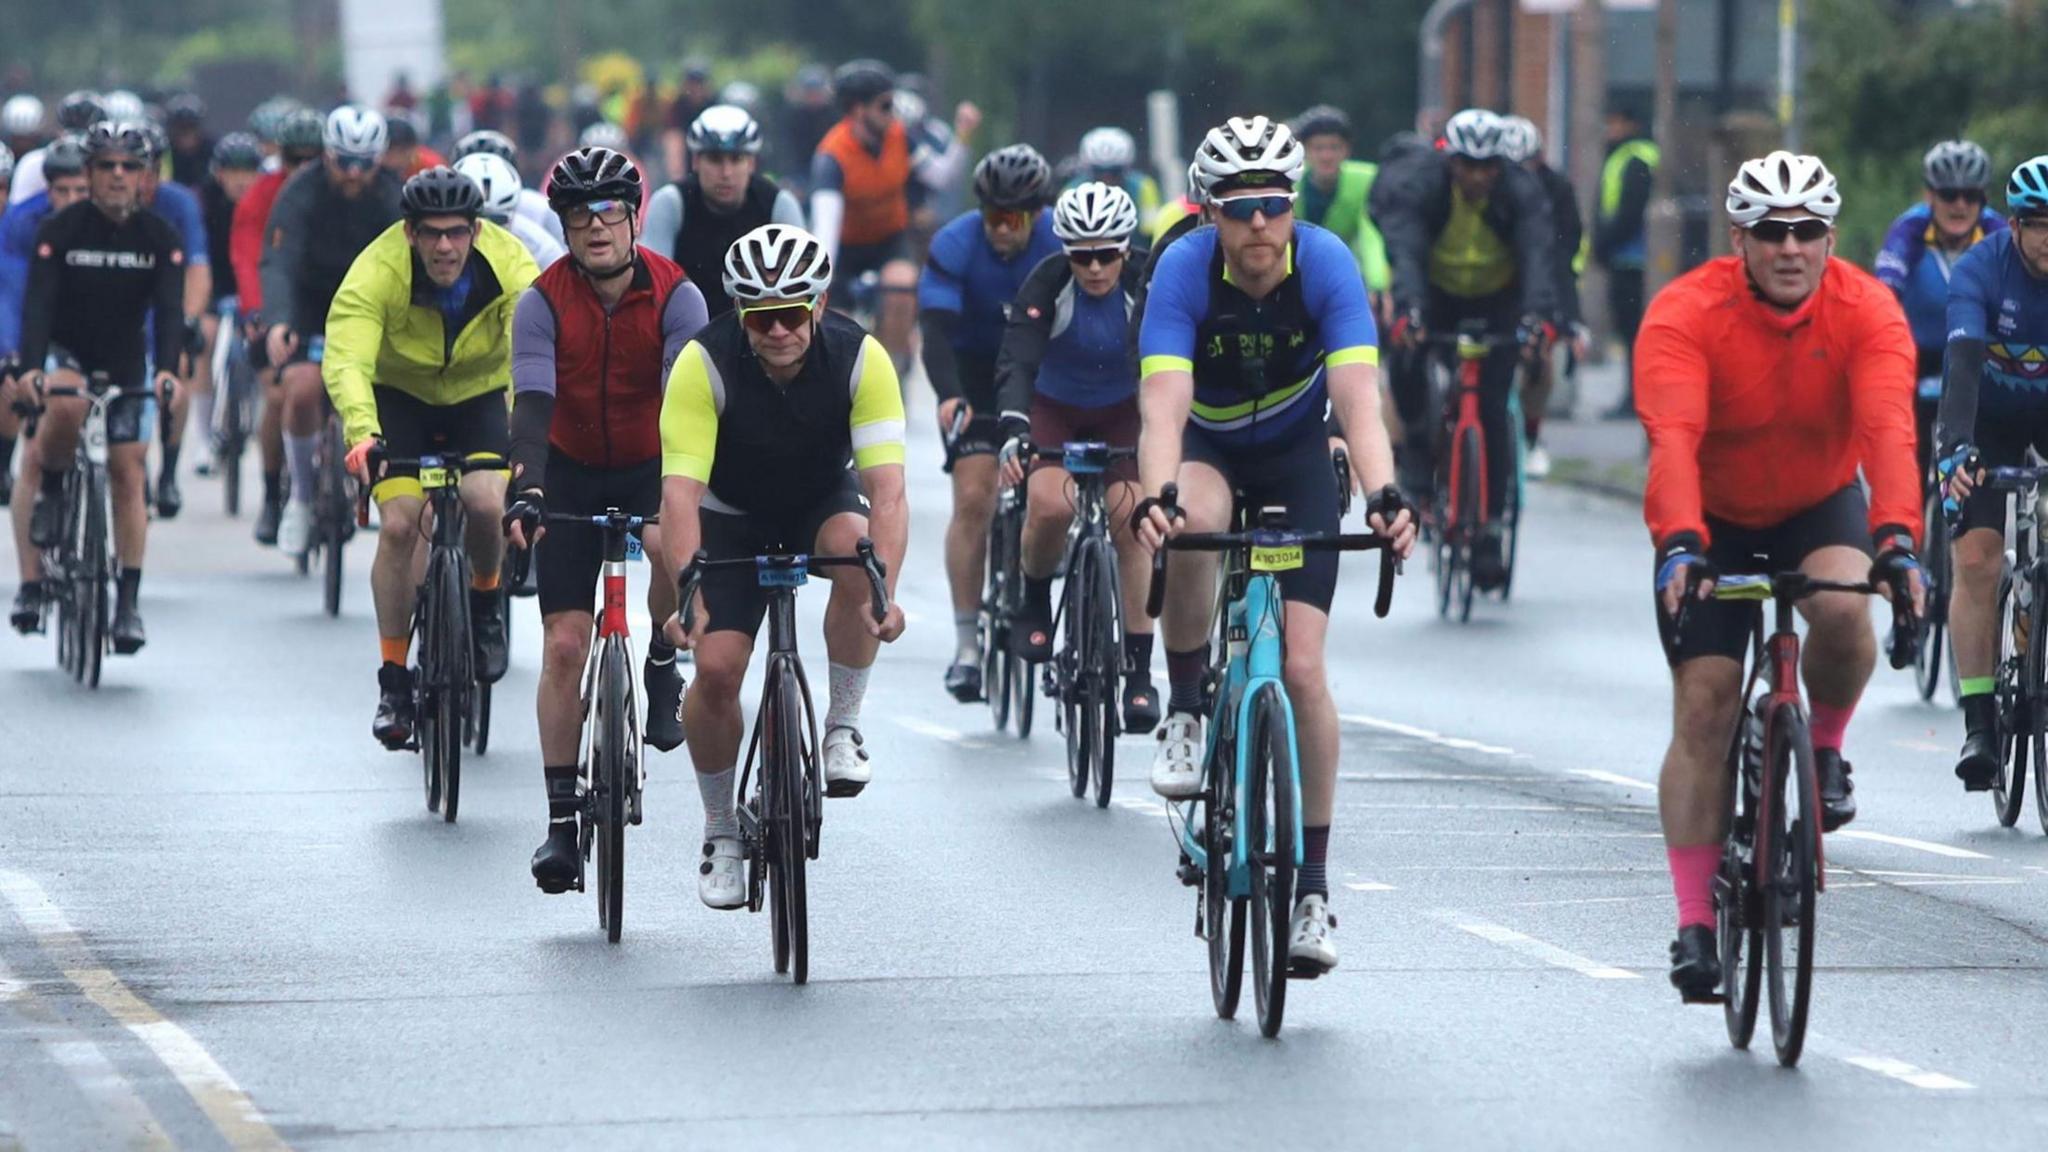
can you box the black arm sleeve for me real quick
[509,391,556,492]
[17,219,58,371]
[1371,163,1435,316]
[1549,171,1585,324]
[995,256,1064,426]
[1506,168,1557,321]
[152,223,186,371]
[1935,337,1987,460]
[919,308,963,402]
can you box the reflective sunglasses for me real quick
[1213,193,1296,222]
[562,199,632,230]
[413,221,476,244]
[981,206,1033,232]
[1934,187,1986,206]
[93,158,145,173]
[1743,217,1831,245]
[1065,245,1127,268]
[331,154,378,174]
[739,297,819,335]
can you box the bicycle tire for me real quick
[323,524,345,618]
[596,640,629,942]
[1763,702,1818,1067]
[221,439,242,517]
[416,566,444,814]
[1456,424,1482,624]
[983,510,1012,730]
[2025,569,2048,836]
[1717,843,1763,1049]
[1062,545,1092,799]
[438,556,469,824]
[1205,760,1247,1020]
[81,472,106,690]
[1996,570,2029,827]
[1247,684,1296,1038]
[1092,542,1120,809]
[1500,411,1523,602]
[1915,491,1948,702]
[474,681,493,756]
[1015,647,1036,738]
[766,660,809,981]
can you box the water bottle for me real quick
[2015,575,2033,661]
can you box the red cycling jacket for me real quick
[1637,254,1918,550]
[230,169,288,316]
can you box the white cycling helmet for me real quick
[718,81,762,112]
[891,90,928,127]
[1499,115,1542,164]
[1191,116,1304,195]
[579,121,629,152]
[1923,139,1991,191]
[323,104,388,159]
[1054,181,1138,245]
[1442,108,1506,160]
[1079,126,1137,171]
[1,95,44,137]
[100,89,145,125]
[1185,160,1207,207]
[1726,150,1841,225]
[453,152,522,221]
[0,143,14,184]
[723,223,833,304]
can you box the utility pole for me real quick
[1778,0,1801,148]
[1571,0,1607,340]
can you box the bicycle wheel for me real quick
[1995,571,2028,827]
[1456,425,1482,624]
[1915,490,1949,702]
[595,640,629,942]
[1015,646,1036,738]
[1205,762,1246,1019]
[79,474,107,690]
[221,436,243,517]
[2026,571,2048,836]
[1246,684,1297,1038]
[1500,404,1524,601]
[474,680,493,756]
[1062,546,1093,799]
[437,558,469,824]
[1091,543,1120,809]
[766,661,809,981]
[1762,702,1818,1067]
[1718,720,1763,1049]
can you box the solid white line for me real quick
[0,870,291,1151]
[1430,910,1639,980]
[1340,714,1516,757]
[1340,773,1560,783]
[1569,768,1659,791]
[1344,881,1396,892]
[1842,1055,1974,1091]
[1833,830,1992,860]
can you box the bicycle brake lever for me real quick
[1145,482,1178,620]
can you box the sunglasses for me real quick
[93,159,145,173]
[413,221,476,244]
[739,297,819,335]
[981,206,1033,231]
[1066,246,1127,268]
[1744,217,1831,245]
[1934,187,1986,206]
[332,154,378,174]
[562,200,632,230]
[1214,193,1296,222]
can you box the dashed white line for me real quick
[1340,714,1517,757]
[1344,881,1396,892]
[1430,910,1639,980]
[1833,830,1992,860]
[1841,1055,1974,1091]
[1569,768,1659,791]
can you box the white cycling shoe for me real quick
[1288,894,1339,972]
[823,726,871,797]
[698,837,746,910]
[276,498,314,558]
[1525,444,1552,480]
[1151,712,1204,799]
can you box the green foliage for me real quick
[153,23,298,87]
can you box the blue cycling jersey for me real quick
[0,191,54,357]
[1943,229,2048,433]
[1874,202,2004,353]
[918,208,1060,358]
[1037,276,1137,408]
[148,180,209,268]
[1137,222,1378,446]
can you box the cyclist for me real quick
[918,144,1061,702]
[135,121,213,520]
[450,130,564,245]
[1066,127,1161,233]
[230,107,324,545]
[1934,155,2048,792]
[1,94,43,159]
[1135,115,1417,972]
[994,181,1158,732]
[1289,106,1390,322]
[379,117,447,182]
[1147,160,1205,251]
[1500,113,1584,480]
[810,59,920,372]
[1876,139,2003,476]
[892,86,976,245]
[504,146,709,892]
[260,105,403,560]
[1593,102,1658,419]
[452,152,565,267]
[640,104,805,319]
[184,131,264,480]
[8,121,185,650]
[8,91,103,208]
[324,167,539,748]
[657,224,908,908]
[1642,151,1921,999]
[1374,107,1557,587]
[0,136,87,512]
[164,94,214,188]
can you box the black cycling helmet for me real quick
[84,121,152,161]
[275,108,326,158]
[42,135,87,178]
[211,131,263,171]
[165,93,206,127]
[973,144,1052,209]
[57,91,104,132]
[547,146,643,213]
[385,116,420,148]
[401,165,483,219]
[833,59,896,111]
[453,128,516,163]
[1290,104,1351,143]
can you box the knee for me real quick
[542,620,589,675]
[1282,647,1327,702]
[956,477,997,522]
[691,651,747,702]
[378,510,421,552]
[1956,531,2003,583]
[1805,592,1871,644]
[880,261,918,290]
[1672,668,1740,743]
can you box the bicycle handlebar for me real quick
[677,536,890,634]
[1143,482,1399,622]
[938,405,972,472]
[1699,571,1920,671]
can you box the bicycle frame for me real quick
[1439,338,1490,536]
[1042,442,1132,669]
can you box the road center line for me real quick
[1340,714,1516,757]
[1344,881,1396,892]
[0,951,176,1150]
[0,870,292,1151]
[1840,1055,1974,1091]
[1832,831,1992,860]
[1429,909,1639,980]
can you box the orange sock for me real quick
[380,636,410,666]
[471,570,500,593]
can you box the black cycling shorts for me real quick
[944,353,1001,465]
[371,387,511,502]
[43,344,154,445]
[1182,421,1341,612]
[1959,408,2048,535]
[697,470,871,638]
[1656,485,1871,666]
[535,451,662,617]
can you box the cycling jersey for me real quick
[1149,197,1199,249]
[1136,222,1378,447]
[1430,186,1514,298]
[1372,148,1556,319]
[811,119,911,248]
[510,248,706,488]
[997,251,1143,417]
[501,213,566,269]
[659,308,905,520]
[230,167,291,317]
[1874,202,2005,353]
[322,219,540,446]
[6,146,48,208]
[1295,160,1389,293]
[147,180,208,267]
[920,208,1061,361]
[1637,255,1917,551]
[514,189,565,245]
[640,174,805,317]
[200,177,239,303]
[0,191,55,357]
[18,199,185,384]
[259,164,404,335]
[1935,228,2048,458]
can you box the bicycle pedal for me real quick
[1679,989,1726,1006]
[1176,861,1202,887]
[1286,959,1330,981]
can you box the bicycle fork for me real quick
[1443,361,1490,534]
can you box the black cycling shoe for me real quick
[155,475,182,520]
[373,663,417,750]
[253,495,283,546]
[470,589,508,684]
[1472,530,1508,590]
[530,822,581,894]
[1816,749,1856,831]
[10,583,44,634]
[944,659,983,703]
[1010,612,1054,663]
[110,601,146,655]
[643,651,686,752]
[1956,729,2000,792]
[1122,674,1161,735]
[1669,924,1722,1003]
[29,490,66,549]
[0,468,12,507]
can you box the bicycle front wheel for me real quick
[80,472,107,690]
[1062,546,1093,799]
[1246,685,1297,1038]
[2025,570,2048,835]
[1762,702,1818,1067]
[1091,542,1121,808]
[1915,489,1949,702]
[1996,571,2028,827]
[595,640,630,942]
[1456,424,1482,624]
[1718,726,1762,1049]
[764,663,809,982]
[1205,762,1246,1020]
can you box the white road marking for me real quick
[0,870,291,1151]
[1833,830,1992,860]
[1841,1055,1974,1091]
[1568,768,1659,791]
[1341,773,1560,783]
[1340,714,1516,757]
[1113,798,1165,815]
[1344,881,1396,892]
[1430,910,1639,980]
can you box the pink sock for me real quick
[1808,701,1854,752]
[1668,844,1721,929]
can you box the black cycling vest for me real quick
[699,307,865,524]
[670,175,782,319]
[1190,237,1319,406]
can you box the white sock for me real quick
[697,767,738,841]
[826,661,869,732]
[285,433,318,503]
[953,612,978,662]
[190,391,216,459]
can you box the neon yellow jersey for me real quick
[1429,186,1515,299]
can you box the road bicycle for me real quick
[1422,324,1527,622]
[1968,464,2048,830]
[207,300,259,517]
